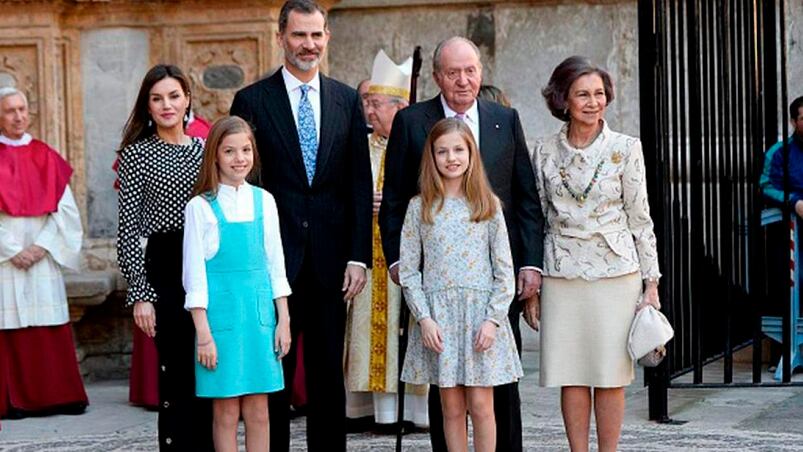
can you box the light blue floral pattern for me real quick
[298,84,317,185]
[399,196,524,387]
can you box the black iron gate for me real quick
[637,0,801,421]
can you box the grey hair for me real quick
[432,37,482,73]
[0,87,27,107]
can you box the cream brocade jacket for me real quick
[530,121,661,281]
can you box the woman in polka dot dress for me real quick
[116,64,213,451]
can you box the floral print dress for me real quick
[399,196,523,387]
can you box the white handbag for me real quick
[627,303,674,367]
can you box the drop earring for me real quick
[148,119,153,127]
[184,111,189,122]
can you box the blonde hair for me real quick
[192,116,260,199]
[418,118,497,224]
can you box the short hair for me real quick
[432,37,482,73]
[542,56,615,122]
[279,0,328,33]
[478,85,511,108]
[790,96,803,120]
[0,87,27,107]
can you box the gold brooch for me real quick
[611,151,623,164]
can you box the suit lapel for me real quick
[422,96,445,142]
[477,99,500,166]
[314,75,337,185]
[262,71,308,183]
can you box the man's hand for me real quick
[373,190,382,216]
[10,245,47,270]
[134,301,157,338]
[517,268,542,300]
[795,200,803,219]
[389,263,400,286]
[342,263,367,302]
[419,318,444,353]
[523,294,541,331]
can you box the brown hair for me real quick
[118,64,192,152]
[418,118,497,224]
[192,116,261,199]
[279,0,328,32]
[542,56,615,122]
[478,84,511,108]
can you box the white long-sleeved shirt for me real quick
[182,182,292,310]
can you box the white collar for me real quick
[0,133,32,146]
[440,95,478,122]
[559,119,610,154]
[282,66,321,94]
[218,181,252,196]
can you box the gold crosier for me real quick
[368,143,390,392]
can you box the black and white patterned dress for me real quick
[117,134,214,451]
[117,135,203,305]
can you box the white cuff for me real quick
[519,266,543,274]
[184,291,209,310]
[347,261,367,269]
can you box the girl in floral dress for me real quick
[399,118,523,452]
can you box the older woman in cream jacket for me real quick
[526,56,661,452]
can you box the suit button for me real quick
[163,401,170,408]
[302,221,309,228]
[160,365,166,372]
[165,438,172,445]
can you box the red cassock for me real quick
[0,138,88,418]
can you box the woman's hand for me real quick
[523,294,541,331]
[133,301,157,338]
[275,316,292,359]
[419,318,444,354]
[474,320,497,352]
[197,336,217,370]
[637,281,661,312]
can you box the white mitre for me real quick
[367,49,412,99]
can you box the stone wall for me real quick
[328,0,641,142]
[328,0,803,144]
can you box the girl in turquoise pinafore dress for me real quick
[182,116,291,451]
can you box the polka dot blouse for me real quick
[116,135,203,306]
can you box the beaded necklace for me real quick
[559,158,605,206]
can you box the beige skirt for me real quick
[539,273,641,388]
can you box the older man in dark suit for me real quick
[229,1,372,451]
[379,36,544,452]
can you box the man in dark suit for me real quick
[229,1,372,451]
[378,36,544,452]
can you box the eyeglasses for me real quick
[366,99,394,110]
[441,66,480,81]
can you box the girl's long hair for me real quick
[118,64,192,152]
[418,118,497,224]
[192,116,261,199]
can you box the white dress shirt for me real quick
[440,95,480,145]
[182,183,292,310]
[282,66,321,145]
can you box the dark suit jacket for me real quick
[230,69,373,290]
[379,95,544,272]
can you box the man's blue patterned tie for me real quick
[298,84,317,185]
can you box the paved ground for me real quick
[2,325,803,451]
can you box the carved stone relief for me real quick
[0,43,42,139]
[184,36,262,122]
